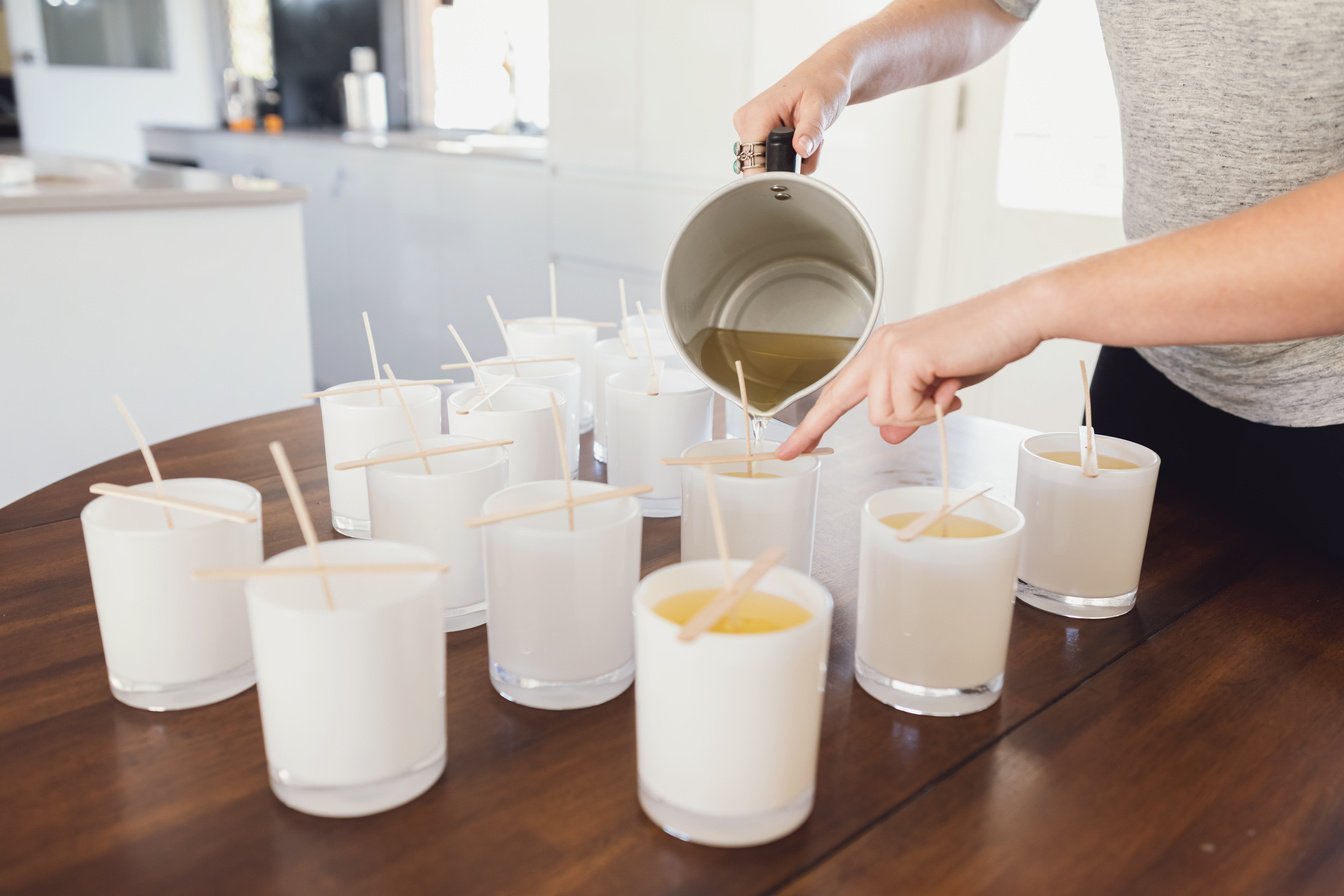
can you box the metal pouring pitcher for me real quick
[662,126,883,426]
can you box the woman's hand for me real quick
[777,283,1051,457]
[732,53,854,175]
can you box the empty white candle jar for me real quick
[680,439,821,574]
[80,479,262,711]
[319,380,442,538]
[447,384,567,485]
[478,359,580,475]
[366,435,508,632]
[855,486,1025,717]
[635,559,833,847]
[246,539,446,818]
[482,480,642,709]
[605,369,713,518]
[592,334,683,462]
[1014,432,1160,619]
[504,317,598,432]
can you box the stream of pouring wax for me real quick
[688,327,858,454]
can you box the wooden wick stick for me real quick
[112,395,173,528]
[486,294,520,375]
[617,279,636,359]
[334,438,513,471]
[383,363,432,474]
[548,391,575,531]
[936,403,950,511]
[661,447,835,466]
[195,562,449,581]
[896,485,994,543]
[89,483,257,524]
[362,311,383,405]
[702,464,733,589]
[448,323,493,411]
[303,378,455,400]
[456,377,515,415]
[465,484,651,528]
[734,360,754,476]
[269,440,333,609]
[440,355,574,371]
[636,301,660,395]
[677,546,788,642]
[1078,360,1099,478]
[548,261,559,333]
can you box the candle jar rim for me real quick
[482,479,641,536]
[595,335,675,358]
[365,434,507,480]
[508,316,599,335]
[862,485,1025,544]
[477,357,581,380]
[318,379,441,411]
[681,438,821,477]
[607,368,708,397]
[1021,432,1161,474]
[245,539,441,616]
[447,383,564,416]
[81,477,261,537]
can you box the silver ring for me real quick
[732,140,766,174]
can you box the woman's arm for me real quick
[734,0,1025,172]
[777,168,1344,456]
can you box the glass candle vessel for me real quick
[319,380,442,538]
[477,359,580,475]
[482,480,642,709]
[604,369,713,517]
[446,384,569,485]
[680,439,821,574]
[592,334,684,462]
[635,559,833,847]
[80,478,262,711]
[366,435,508,632]
[246,539,446,818]
[855,486,1025,717]
[1014,432,1160,619]
[504,317,598,432]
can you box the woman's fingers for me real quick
[776,358,870,458]
[793,95,826,172]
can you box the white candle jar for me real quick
[855,486,1025,716]
[246,539,446,818]
[679,439,821,574]
[366,435,508,632]
[477,359,580,475]
[319,380,442,538]
[482,480,642,710]
[80,478,262,711]
[1014,432,1160,619]
[635,559,833,847]
[604,369,713,518]
[504,317,598,432]
[446,384,568,485]
[591,334,683,463]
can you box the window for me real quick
[41,0,171,69]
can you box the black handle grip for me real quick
[766,127,799,173]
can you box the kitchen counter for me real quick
[0,155,305,215]
[144,125,547,165]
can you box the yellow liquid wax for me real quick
[718,471,781,479]
[1036,450,1140,470]
[880,512,1004,538]
[653,588,811,634]
[688,327,858,413]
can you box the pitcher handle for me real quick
[766,127,800,173]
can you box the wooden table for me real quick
[2,407,1341,894]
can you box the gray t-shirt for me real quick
[994,0,1344,427]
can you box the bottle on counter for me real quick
[342,47,388,134]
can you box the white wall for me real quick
[5,0,218,162]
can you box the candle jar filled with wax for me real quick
[1014,433,1160,618]
[319,380,442,537]
[680,439,820,573]
[477,359,580,474]
[856,486,1025,716]
[446,383,566,485]
[635,559,833,847]
[245,539,446,818]
[604,369,713,517]
[81,479,262,710]
[481,480,642,709]
[504,318,598,432]
[365,435,508,632]
[592,333,683,462]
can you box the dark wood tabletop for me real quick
[2,406,1341,895]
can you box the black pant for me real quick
[1089,347,1344,563]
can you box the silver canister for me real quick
[662,128,882,425]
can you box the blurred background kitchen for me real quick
[0,0,1126,506]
